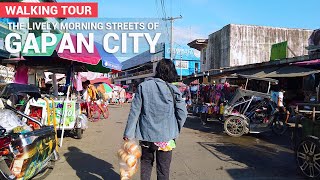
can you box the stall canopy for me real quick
[22,34,101,65]
[294,59,320,66]
[86,42,122,73]
[239,66,320,78]
[90,77,112,84]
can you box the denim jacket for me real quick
[123,78,188,142]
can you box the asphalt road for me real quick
[46,104,304,180]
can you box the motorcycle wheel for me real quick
[76,128,83,139]
[296,136,320,179]
[224,116,248,137]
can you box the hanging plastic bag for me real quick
[0,109,31,132]
[77,114,88,130]
[117,140,141,180]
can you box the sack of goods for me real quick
[117,140,142,180]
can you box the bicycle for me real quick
[88,101,109,122]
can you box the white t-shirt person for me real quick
[271,91,284,107]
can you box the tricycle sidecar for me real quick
[223,75,287,137]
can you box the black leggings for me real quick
[140,142,172,180]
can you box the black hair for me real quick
[271,84,280,91]
[82,80,90,87]
[155,59,178,83]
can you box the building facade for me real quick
[114,43,201,85]
[189,24,313,73]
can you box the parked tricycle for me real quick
[223,75,288,137]
[23,97,88,139]
[0,83,59,180]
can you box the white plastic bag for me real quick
[78,114,88,130]
[117,140,141,180]
[0,109,27,132]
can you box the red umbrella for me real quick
[23,34,101,65]
[90,77,112,84]
[55,35,101,65]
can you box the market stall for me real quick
[188,76,239,124]
[3,33,122,147]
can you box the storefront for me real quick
[164,43,201,77]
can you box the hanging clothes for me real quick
[14,64,28,84]
[75,74,83,92]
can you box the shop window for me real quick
[202,48,207,65]
[195,63,199,73]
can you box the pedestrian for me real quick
[123,59,188,180]
[111,90,117,104]
[119,87,126,106]
[97,83,108,106]
[82,81,108,119]
[271,85,290,123]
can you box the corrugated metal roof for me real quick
[121,50,153,70]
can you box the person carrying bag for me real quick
[123,59,188,180]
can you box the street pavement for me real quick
[47,104,304,180]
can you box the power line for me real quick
[162,15,183,61]
[157,0,170,43]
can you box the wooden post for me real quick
[313,106,316,122]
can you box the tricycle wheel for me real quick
[224,116,248,137]
[76,128,83,139]
[32,154,56,180]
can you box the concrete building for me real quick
[114,43,201,85]
[188,24,313,73]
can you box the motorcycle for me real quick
[0,83,59,180]
[223,75,288,137]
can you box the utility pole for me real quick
[163,15,182,61]
[180,52,182,80]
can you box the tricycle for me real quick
[23,97,88,139]
[0,83,59,180]
[223,75,288,137]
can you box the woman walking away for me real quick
[123,59,188,180]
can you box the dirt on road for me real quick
[46,104,303,180]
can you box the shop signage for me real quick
[175,61,188,69]
[165,43,200,61]
[49,101,76,127]
[270,41,287,61]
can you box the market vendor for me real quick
[82,81,108,119]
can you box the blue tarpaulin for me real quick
[95,42,122,71]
